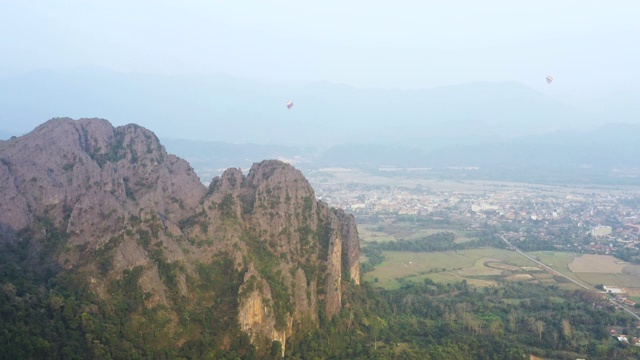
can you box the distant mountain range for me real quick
[2,68,638,184]
[161,122,640,185]
[3,68,639,147]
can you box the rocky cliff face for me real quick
[0,118,360,356]
[0,118,204,244]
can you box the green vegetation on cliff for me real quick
[3,227,640,359]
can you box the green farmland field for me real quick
[364,248,640,294]
[363,248,543,290]
[359,223,477,245]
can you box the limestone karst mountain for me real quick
[0,117,359,357]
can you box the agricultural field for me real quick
[567,254,640,297]
[355,193,640,295]
[358,223,476,244]
[528,252,640,290]
[403,228,477,243]
[364,248,640,296]
[569,254,628,273]
[358,224,398,243]
[527,251,577,280]
[363,248,548,290]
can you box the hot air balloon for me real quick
[546,75,553,84]
[286,100,293,110]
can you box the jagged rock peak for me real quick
[246,160,311,185]
[0,117,206,246]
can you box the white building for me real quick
[602,285,623,294]
[591,225,612,237]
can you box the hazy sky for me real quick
[1,1,639,99]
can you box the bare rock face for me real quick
[0,118,205,246]
[0,118,360,356]
[200,160,361,351]
[238,264,288,356]
[336,208,361,285]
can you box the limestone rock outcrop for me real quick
[0,117,360,356]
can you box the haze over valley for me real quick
[2,1,640,359]
[2,68,639,146]
[2,69,639,185]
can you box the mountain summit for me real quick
[0,117,360,357]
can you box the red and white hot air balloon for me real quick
[546,75,553,84]
[286,100,293,110]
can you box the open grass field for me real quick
[364,248,640,295]
[358,225,398,243]
[527,251,578,280]
[505,274,534,281]
[358,223,477,245]
[573,273,640,288]
[402,228,477,243]
[362,251,472,289]
[516,252,640,292]
[560,254,640,295]
[354,181,640,293]
[569,254,627,273]
[456,257,506,278]
[362,248,547,290]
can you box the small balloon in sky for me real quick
[286,100,294,110]
[546,75,553,84]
